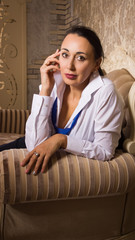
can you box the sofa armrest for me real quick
[123,82,135,154]
[0,109,30,134]
[0,149,135,204]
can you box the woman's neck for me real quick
[64,76,90,101]
[65,85,82,102]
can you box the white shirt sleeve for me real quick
[25,94,54,151]
[66,86,124,161]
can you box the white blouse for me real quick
[25,72,124,161]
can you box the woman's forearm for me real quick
[25,94,54,151]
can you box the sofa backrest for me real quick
[0,109,30,134]
[106,68,135,140]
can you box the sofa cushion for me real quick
[0,133,24,145]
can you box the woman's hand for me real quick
[40,49,61,96]
[21,134,67,175]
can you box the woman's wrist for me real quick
[57,134,67,149]
[39,86,52,96]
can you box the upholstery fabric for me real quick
[106,69,134,138]
[3,196,127,240]
[0,133,24,145]
[0,149,135,204]
[0,109,30,134]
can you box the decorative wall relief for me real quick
[0,2,17,109]
[0,0,26,109]
[73,0,135,65]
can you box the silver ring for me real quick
[34,151,40,157]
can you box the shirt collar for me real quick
[54,72,65,99]
[54,71,104,101]
[82,72,104,96]
[54,71,105,126]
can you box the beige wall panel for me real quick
[0,0,27,109]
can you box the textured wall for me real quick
[74,0,135,61]
[26,0,135,109]
[27,0,59,109]
[27,0,51,64]
[27,0,78,109]
[27,0,51,108]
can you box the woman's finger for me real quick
[43,57,60,67]
[21,151,34,166]
[25,154,38,174]
[43,50,60,66]
[50,49,60,58]
[33,154,45,175]
[40,65,60,76]
[41,155,50,173]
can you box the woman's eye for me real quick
[77,55,86,61]
[62,52,68,58]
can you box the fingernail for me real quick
[33,171,36,175]
[41,168,45,173]
[25,169,28,174]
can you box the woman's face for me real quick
[59,33,101,89]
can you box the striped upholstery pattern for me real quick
[106,69,135,140]
[106,68,135,106]
[0,109,30,134]
[0,149,135,204]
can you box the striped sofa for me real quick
[0,69,135,240]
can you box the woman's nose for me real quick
[67,58,75,71]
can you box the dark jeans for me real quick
[0,136,26,152]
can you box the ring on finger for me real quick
[33,151,40,157]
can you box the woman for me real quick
[20,25,124,175]
[0,26,124,174]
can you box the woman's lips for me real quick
[65,73,77,80]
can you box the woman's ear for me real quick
[95,57,102,71]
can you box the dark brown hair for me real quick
[66,26,104,76]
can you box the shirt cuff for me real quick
[31,94,54,116]
[66,135,85,156]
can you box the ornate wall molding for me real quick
[0,0,27,109]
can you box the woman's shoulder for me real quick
[94,75,120,102]
[99,75,124,106]
[99,75,117,93]
[101,75,115,87]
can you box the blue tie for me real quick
[51,98,81,135]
